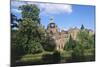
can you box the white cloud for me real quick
[11,8,22,13]
[11,1,25,8]
[11,1,73,16]
[12,27,19,30]
[37,3,72,15]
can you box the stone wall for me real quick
[46,19,94,51]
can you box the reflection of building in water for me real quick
[46,18,94,51]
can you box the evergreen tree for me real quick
[81,24,85,30]
[77,28,94,49]
[72,43,84,61]
[64,35,76,50]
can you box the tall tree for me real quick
[81,24,85,30]
[16,4,44,54]
[19,4,40,24]
[64,35,76,50]
[77,28,94,49]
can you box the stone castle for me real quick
[46,18,94,51]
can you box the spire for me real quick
[49,17,54,23]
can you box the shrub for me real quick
[30,41,43,54]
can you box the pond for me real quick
[12,54,95,66]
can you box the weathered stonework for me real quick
[46,18,94,51]
[46,18,69,51]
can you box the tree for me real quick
[15,4,44,54]
[11,13,17,24]
[30,41,43,54]
[88,34,95,49]
[19,4,40,24]
[81,24,85,30]
[64,35,76,50]
[11,13,19,29]
[42,35,56,51]
[77,28,89,48]
[72,43,84,61]
[77,28,95,49]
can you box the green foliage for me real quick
[19,4,40,23]
[42,50,61,63]
[11,13,19,30]
[11,30,25,62]
[11,4,45,56]
[18,18,39,41]
[81,24,85,30]
[52,50,61,63]
[88,35,95,48]
[42,35,56,51]
[77,29,95,49]
[64,35,76,50]
[11,4,95,64]
[72,43,84,57]
[29,41,43,54]
[64,25,95,61]
[11,13,17,23]
[71,42,85,61]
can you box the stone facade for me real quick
[46,18,68,51]
[67,27,80,40]
[46,18,94,51]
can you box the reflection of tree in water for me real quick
[42,50,61,64]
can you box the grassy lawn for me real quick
[84,48,95,56]
[17,51,53,62]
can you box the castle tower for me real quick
[47,18,58,35]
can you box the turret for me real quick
[47,18,58,35]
